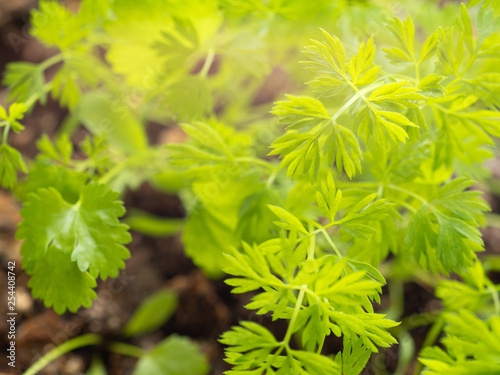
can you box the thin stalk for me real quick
[108,341,145,358]
[199,49,215,78]
[24,334,101,375]
[282,285,307,346]
[2,124,10,145]
[412,316,445,375]
[386,279,404,321]
[307,226,316,260]
[98,158,129,185]
[38,53,64,71]
[387,184,427,204]
[318,227,342,259]
[394,330,415,375]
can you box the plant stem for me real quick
[24,333,102,375]
[2,123,10,145]
[318,227,342,259]
[108,341,145,358]
[199,48,215,78]
[38,53,64,71]
[386,279,404,321]
[394,330,415,375]
[387,184,427,204]
[412,316,445,375]
[282,285,307,346]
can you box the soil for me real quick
[1,3,500,375]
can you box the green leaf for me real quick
[384,16,415,63]
[2,62,46,104]
[0,103,28,133]
[18,182,131,281]
[50,54,101,110]
[133,335,209,375]
[368,82,424,108]
[36,134,73,164]
[78,92,148,153]
[27,247,97,314]
[124,209,184,237]
[220,321,280,372]
[270,96,362,180]
[30,0,92,49]
[335,193,395,239]
[168,121,254,179]
[17,161,86,204]
[329,311,399,352]
[315,171,342,222]
[123,290,178,337]
[341,335,371,375]
[457,4,474,53]
[183,174,261,278]
[419,31,438,63]
[347,37,379,87]
[419,311,500,374]
[291,350,341,375]
[405,178,489,274]
[301,30,346,78]
[268,205,308,234]
[164,76,213,120]
[0,144,27,189]
[436,27,464,75]
[355,91,420,148]
[345,258,386,284]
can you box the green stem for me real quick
[24,334,102,375]
[24,82,54,108]
[108,341,145,358]
[282,285,307,346]
[318,227,342,259]
[386,279,404,321]
[413,316,445,375]
[444,53,476,91]
[307,225,316,260]
[394,330,415,375]
[38,53,64,71]
[2,123,10,145]
[387,184,427,204]
[199,48,215,78]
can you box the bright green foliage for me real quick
[221,321,340,374]
[0,103,28,189]
[271,29,425,181]
[2,0,500,374]
[123,290,178,337]
[270,95,362,180]
[2,62,46,104]
[419,311,500,374]
[168,121,254,178]
[182,173,263,278]
[222,202,399,373]
[27,249,97,314]
[0,103,28,133]
[17,182,131,313]
[405,178,489,274]
[133,335,209,375]
[0,144,27,189]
